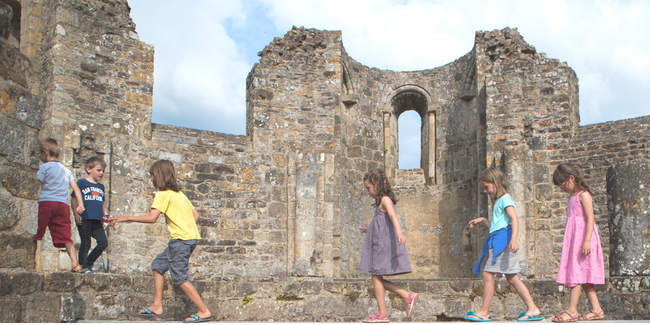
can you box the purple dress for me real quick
[359,203,412,275]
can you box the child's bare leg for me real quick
[64,243,82,271]
[468,271,494,320]
[140,270,165,315]
[382,279,410,299]
[581,284,603,318]
[554,284,581,321]
[34,240,41,270]
[179,281,211,321]
[372,275,388,315]
[505,274,540,318]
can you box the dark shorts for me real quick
[34,201,72,248]
[151,239,197,285]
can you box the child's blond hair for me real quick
[40,138,60,159]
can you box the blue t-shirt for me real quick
[489,194,515,233]
[72,178,105,220]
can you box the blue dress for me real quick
[359,203,412,275]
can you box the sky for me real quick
[128,0,650,170]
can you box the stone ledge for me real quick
[1,269,648,322]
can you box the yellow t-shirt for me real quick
[151,190,201,241]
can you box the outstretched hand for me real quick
[468,217,486,228]
[358,225,368,233]
[111,216,127,225]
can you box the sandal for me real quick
[552,310,579,323]
[70,263,82,272]
[362,312,389,323]
[579,310,604,321]
[405,293,418,318]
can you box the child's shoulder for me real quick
[39,161,70,176]
[578,190,592,201]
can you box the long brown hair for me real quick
[479,167,509,201]
[149,160,181,192]
[553,162,591,194]
[363,168,398,207]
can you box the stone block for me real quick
[0,296,21,322]
[93,293,128,320]
[1,164,40,200]
[323,281,345,293]
[8,270,42,295]
[236,282,257,296]
[0,193,18,230]
[534,184,553,201]
[21,200,39,234]
[45,271,79,292]
[0,233,34,268]
[83,273,111,292]
[302,281,321,295]
[449,279,472,293]
[0,116,27,164]
[296,172,317,199]
[534,280,564,295]
[24,292,63,322]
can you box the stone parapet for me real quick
[1,269,649,322]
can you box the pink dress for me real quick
[556,191,605,286]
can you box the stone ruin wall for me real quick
[2,0,650,321]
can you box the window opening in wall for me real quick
[3,0,21,47]
[398,110,421,170]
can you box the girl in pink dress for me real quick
[552,163,605,322]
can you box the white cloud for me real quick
[128,0,650,135]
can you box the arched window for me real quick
[398,110,421,169]
[384,88,436,184]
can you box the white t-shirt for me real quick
[37,161,74,204]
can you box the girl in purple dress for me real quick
[358,168,417,323]
[552,163,605,322]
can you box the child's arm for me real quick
[70,180,85,214]
[192,208,199,222]
[382,196,406,246]
[505,206,519,253]
[71,197,82,225]
[358,225,368,233]
[468,217,490,229]
[112,208,161,224]
[579,192,595,257]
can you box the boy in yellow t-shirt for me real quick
[112,160,210,323]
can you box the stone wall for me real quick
[1,269,649,322]
[3,0,650,321]
[477,28,581,278]
[0,0,41,269]
[21,0,155,270]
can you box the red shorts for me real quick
[34,201,73,248]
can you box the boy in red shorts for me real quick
[34,138,85,271]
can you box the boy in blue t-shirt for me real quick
[71,157,108,273]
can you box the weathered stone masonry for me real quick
[1,0,650,321]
